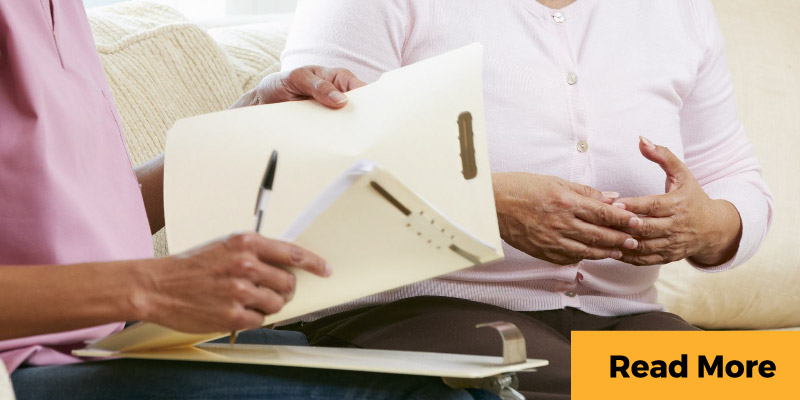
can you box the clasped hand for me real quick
[496,137,741,267]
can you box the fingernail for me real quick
[602,191,620,200]
[624,238,639,250]
[611,250,623,259]
[639,136,656,150]
[628,216,641,228]
[324,263,333,277]
[328,91,347,104]
[613,202,626,210]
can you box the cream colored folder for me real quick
[75,344,547,380]
[81,44,509,368]
[76,163,544,380]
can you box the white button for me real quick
[553,12,566,24]
[567,73,578,85]
[565,291,576,297]
[576,140,589,153]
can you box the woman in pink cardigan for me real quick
[257,0,774,398]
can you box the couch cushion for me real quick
[655,0,800,329]
[206,15,292,92]
[88,1,243,256]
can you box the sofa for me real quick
[1,0,797,396]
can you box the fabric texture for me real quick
[206,18,291,92]
[0,0,153,372]
[86,1,243,256]
[85,2,291,257]
[282,296,699,400]
[280,0,773,320]
[11,361,488,400]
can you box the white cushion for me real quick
[87,1,244,256]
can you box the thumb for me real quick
[639,136,690,192]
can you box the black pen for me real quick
[230,150,278,346]
[254,150,278,233]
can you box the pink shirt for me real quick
[282,0,773,319]
[0,0,153,372]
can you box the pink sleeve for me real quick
[280,0,409,83]
[681,0,773,272]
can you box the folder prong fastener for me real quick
[442,321,529,400]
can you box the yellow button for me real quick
[576,140,589,153]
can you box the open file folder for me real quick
[76,44,546,384]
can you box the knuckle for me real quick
[265,295,285,314]
[647,199,661,216]
[286,68,306,83]
[231,280,250,299]
[553,191,572,208]
[229,254,254,275]
[639,222,654,238]
[580,247,597,260]
[311,78,325,91]
[286,244,306,266]
[280,271,296,293]
[623,256,644,266]
[228,232,258,252]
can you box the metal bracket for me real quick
[442,321,530,400]
[442,373,524,400]
[476,321,527,365]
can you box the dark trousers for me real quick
[281,296,700,400]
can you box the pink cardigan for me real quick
[281,0,773,319]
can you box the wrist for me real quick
[690,200,742,266]
[122,258,165,322]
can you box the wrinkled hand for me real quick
[494,172,641,265]
[615,137,742,266]
[231,66,366,109]
[138,232,330,333]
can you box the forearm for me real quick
[689,199,743,267]
[135,154,165,234]
[0,260,151,341]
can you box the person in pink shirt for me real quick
[0,1,493,399]
[268,0,774,398]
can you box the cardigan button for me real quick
[567,73,578,85]
[576,140,589,153]
[565,291,577,297]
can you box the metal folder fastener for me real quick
[442,321,530,400]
